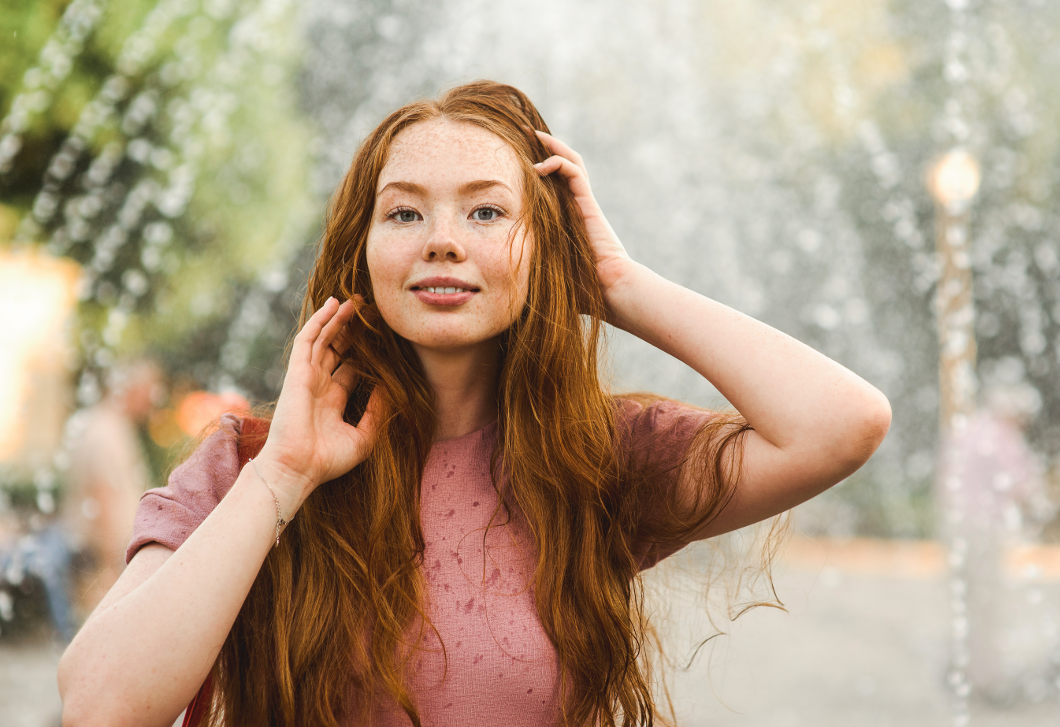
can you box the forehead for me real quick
[378,118,523,194]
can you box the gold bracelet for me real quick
[248,458,291,548]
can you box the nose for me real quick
[421,214,467,262]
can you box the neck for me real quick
[415,340,502,441]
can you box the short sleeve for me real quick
[615,398,716,572]
[125,414,244,563]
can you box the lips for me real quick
[410,276,479,307]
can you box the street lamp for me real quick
[929,149,981,215]
[927,148,981,727]
[927,148,981,433]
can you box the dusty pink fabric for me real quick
[127,399,712,725]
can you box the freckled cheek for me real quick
[365,236,408,328]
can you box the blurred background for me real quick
[2,0,1060,725]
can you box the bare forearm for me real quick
[58,466,284,727]
[57,297,379,727]
[534,132,888,530]
[607,262,890,460]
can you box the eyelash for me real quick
[387,206,418,222]
[385,204,507,221]
[472,204,505,220]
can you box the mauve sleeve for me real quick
[615,398,717,572]
[125,414,244,563]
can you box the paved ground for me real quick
[3,538,1059,726]
[0,638,63,727]
[653,538,1060,727]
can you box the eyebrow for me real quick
[376,179,514,196]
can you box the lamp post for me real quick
[927,148,981,727]
[928,149,981,434]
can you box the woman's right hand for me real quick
[57,300,378,726]
[254,296,381,515]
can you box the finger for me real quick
[534,129,586,171]
[535,155,594,200]
[331,325,356,360]
[349,386,384,446]
[533,129,582,163]
[331,360,357,394]
[313,299,357,367]
[333,297,370,353]
[293,297,340,359]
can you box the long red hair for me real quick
[207,81,753,726]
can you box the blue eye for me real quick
[393,209,419,223]
[472,207,501,221]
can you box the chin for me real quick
[403,327,505,354]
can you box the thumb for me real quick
[351,387,385,450]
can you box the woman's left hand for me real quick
[534,130,635,296]
[536,135,890,544]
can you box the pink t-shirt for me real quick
[127,399,712,725]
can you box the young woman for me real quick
[57,81,891,727]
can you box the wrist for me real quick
[246,450,311,518]
[600,260,655,330]
[596,254,637,295]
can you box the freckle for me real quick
[473,501,480,507]
[457,557,462,565]
[444,584,450,591]
[156,504,163,510]
[433,559,441,569]
[473,654,483,664]
[446,509,455,517]
[432,485,436,490]
[456,641,462,649]
[527,688,533,695]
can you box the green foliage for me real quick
[1,0,318,398]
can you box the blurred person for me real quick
[57,82,890,727]
[939,383,1044,702]
[61,359,164,618]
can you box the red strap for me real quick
[181,416,272,726]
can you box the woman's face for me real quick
[366,118,531,355]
